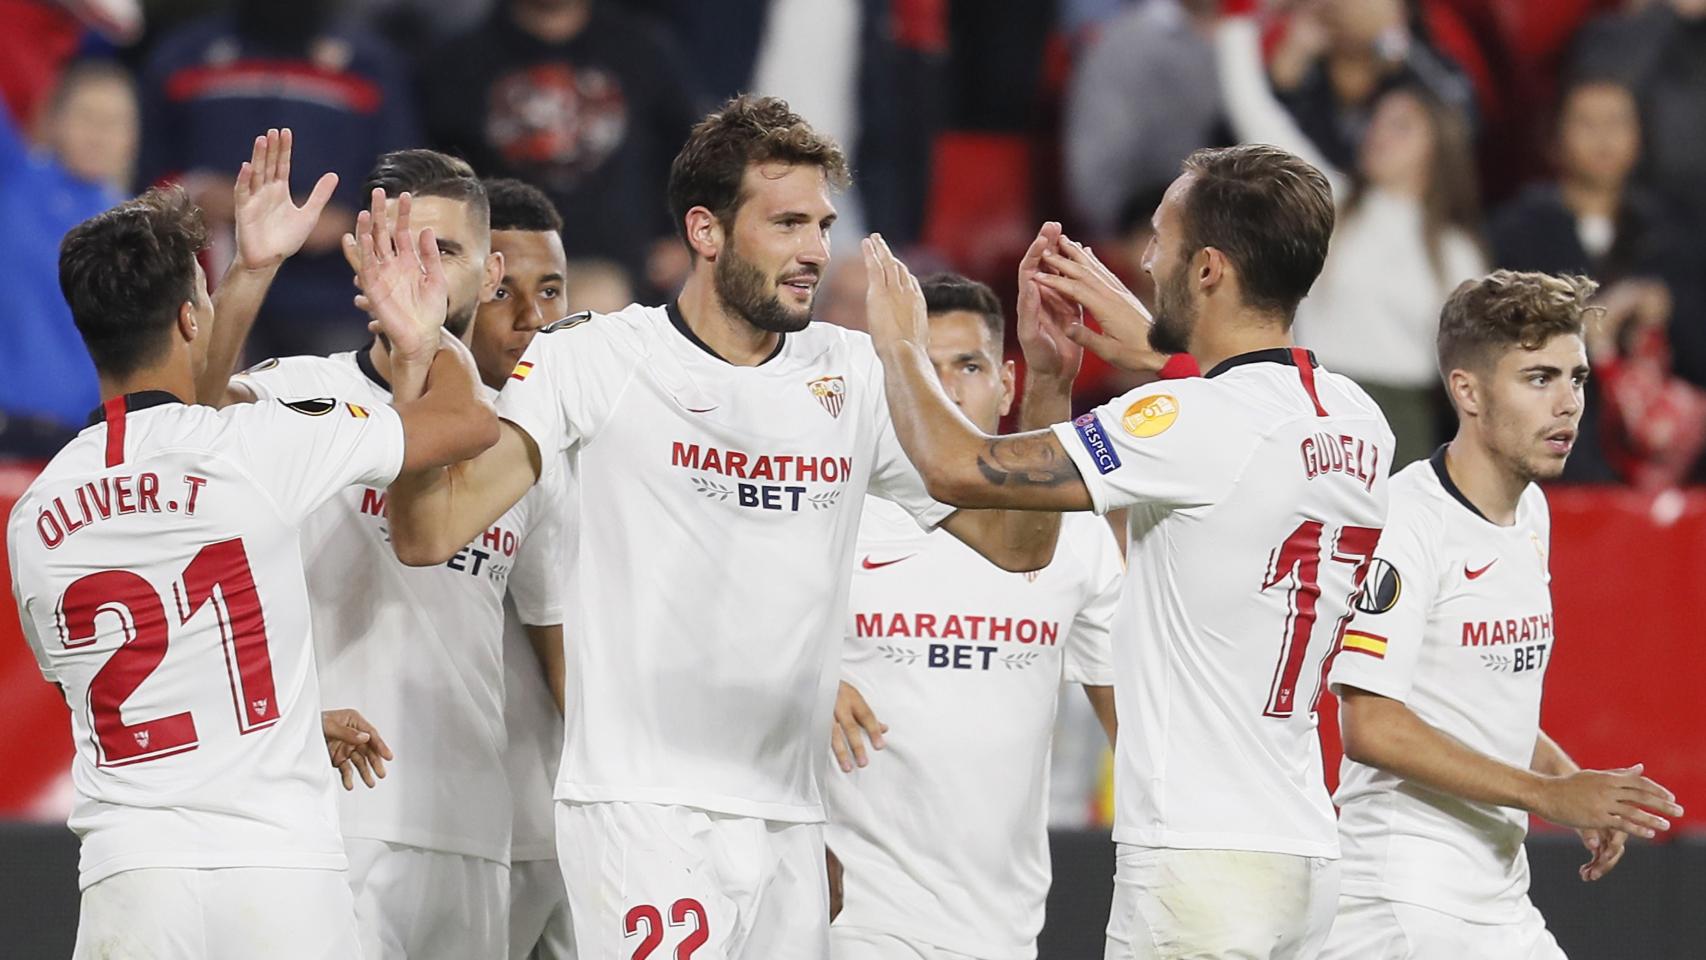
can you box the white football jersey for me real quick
[237,351,557,863]
[1051,348,1394,858]
[6,391,404,889]
[504,460,571,864]
[1330,453,1554,923]
[826,499,1119,959]
[496,303,952,822]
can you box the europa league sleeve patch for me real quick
[281,397,338,417]
[1355,558,1402,615]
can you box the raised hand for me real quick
[1036,236,1171,375]
[1016,222,1084,384]
[233,128,338,272]
[1532,763,1682,840]
[861,233,930,352]
[345,187,447,370]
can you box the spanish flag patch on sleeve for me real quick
[1342,632,1388,659]
[346,403,370,419]
[510,360,535,382]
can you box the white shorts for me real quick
[556,800,830,960]
[1104,845,1339,960]
[1318,894,1566,960]
[511,856,575,960]
[346,837,509,960]
[73,866,358,959]
[829,925,983,960]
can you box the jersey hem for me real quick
[1337,881,1533,925]
[337,824,511,866]
[1111,828,1340,859]
[554,784,825,823]
[79,850,347,891]
[509,843,557,863]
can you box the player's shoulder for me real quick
[529,304,658,359]
[237,351,372,397]
[791,321,876,368]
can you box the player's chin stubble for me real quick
[1148,264,1195,356]
[714,246,813,334]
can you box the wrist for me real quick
[229,258,284,279]
[1517,770,1554,815]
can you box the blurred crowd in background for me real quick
[6,0,1706,487]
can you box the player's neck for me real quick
[676,273,784,367]
[1189,309,1293,374]
[99,365,193,407]
[367,339,396,389]
[1443,435,1525,526]
[510,0,590,43]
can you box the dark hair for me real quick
[1437,270,1597,375]
[363,149,488,231]
[919,273,1005,346]
[484,177,563,233]
[1346,83,1483,281]
[667,94,850,253]
[59,186,209,377]
[1177,144,1336,320]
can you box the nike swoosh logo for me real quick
[861,555,914,570]
[1465,560,1497,580]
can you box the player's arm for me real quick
[1533,729,1637,882]
[1339,687,1682,839]
[864,234,1093,516]
[385,422,540,565]
[198,128,338,408]
[526,623,566,715]
[1084,685,1117,747]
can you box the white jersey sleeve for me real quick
[1049,380,1251,515]
[1328,494,1442,703]
[495,313,643,458]
[232,355,341,401]
[862,350,954,530]
[6,523,51,681]
[508,472,565,627]
[1064,517,1121,686]
[232,398,405,525]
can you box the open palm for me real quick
[351,188,448,368]
[1016,221,1085,382]
[233,128,338,271]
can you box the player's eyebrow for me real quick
[1519,364,1564,377]
[436,237,465,257]
[538,273,564,284]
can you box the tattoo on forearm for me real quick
[976,434,1079,487]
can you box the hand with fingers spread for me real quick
[831,680,888,773]
[1531,762,1682,841]
[861,234,930,353]
[323,708,394,791]
[1035,236,1172,375]
[233,128,339,272]
[345,187,446,371]
[1016,221,1085,386]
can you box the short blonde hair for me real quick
[1437,270,1599,375]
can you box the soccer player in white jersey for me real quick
[824,272,1122,960]
[478,177,578,960]
[194,138,565,959]
[6,184,496,959]
[860,143,1397,958]
[381,95,1076,959]
[1319,271,1683,959]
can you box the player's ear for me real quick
[685,206,723,262]
[1197,247,1225,292]
[998,359,1016,418]
[177,299,198,344]
[1448,367,1481,417]
[481,249,504,303]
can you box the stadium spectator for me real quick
[421,0,707,301]
[1265,0,1475,176]
[1490,76,1706,486]
[1219,9,1487,466]
[1572,0,1706,227]
[0,61,136,445]
[138,0,419,360]
[561,257,635,315]
[1063,0,1222,238]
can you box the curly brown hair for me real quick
[1437,270,1599,375]
[59,185,210,377]
[667,94,850,253]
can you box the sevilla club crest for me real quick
[808,376,846,418]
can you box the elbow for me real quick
[462,403,502,459]
[922,463,994,511]
[390,532,457,568]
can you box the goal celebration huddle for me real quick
[7,92,1683,960]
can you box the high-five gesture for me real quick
[1015,221,1084,384]
[862,233,930,351]
[346,187,447,371]
[233,128,339,272]
[1036,236,1171,375]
